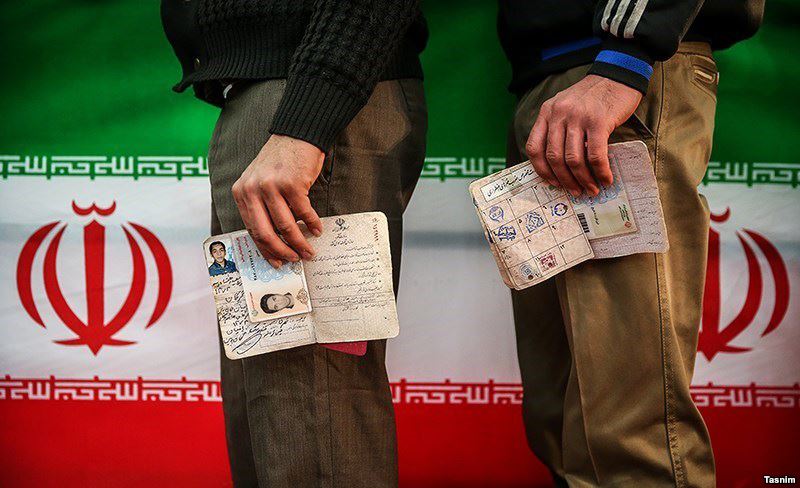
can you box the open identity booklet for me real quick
[469,141,669,290]
[203,212,397,359]
[202,141,667,358]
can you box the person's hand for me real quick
[525,74,643,197]
[232,134,325,269]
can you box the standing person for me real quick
[498,1,763,486]
[161,1,428,486]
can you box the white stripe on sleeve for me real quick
[623,0,650,38]
[609,0,633,36]
[601,0,619,31]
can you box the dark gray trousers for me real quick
[207,79,427,488]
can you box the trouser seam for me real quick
[658,253,685,488]
[558,276,602,485]
[325,348,335,488]
[654,62,687,488]
[240,360,262,486]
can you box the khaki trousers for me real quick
[508,43,718,487]
[208,79,427,487]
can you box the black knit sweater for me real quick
[161,0,427,151]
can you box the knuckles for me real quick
[260,176,301,195]
[564,153,582,167]
[243,180,260,195]
[231,180,243,198]
[257,179,274,193]
[587,153,604,164]
[231,178,260,197]
[583,116,600,130]
[274,222,295,235]
[544,98,608,129]
[552,100,573,115]
[525,142,541,158]
[544,149,561,163]
[249,231,266,245]
[294,208,314,219]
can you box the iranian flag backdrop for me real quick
[1,2,798,487]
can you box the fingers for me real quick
[564,128,599,196]
[525,111,558,187]
[545,121,581,197]
[248,197,295,268]
[530,93,614,196]
[232,182,291,268]
[232,173,323,268]
[254,215,288,270]
[586,125,613,187]
[262,184,316,261]
[286,191,322,238]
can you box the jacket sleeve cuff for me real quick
[269,75,363,153]
[587,38,654,94]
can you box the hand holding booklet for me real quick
[203,212,398,359]
[470,141,669,290]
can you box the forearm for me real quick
[270,0,420,151]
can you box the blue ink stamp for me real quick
[551,202,568,217]
[523,211,545,233]
[580,182,621,205]
[520,263,535,280]
[570,194,589,205]
[495,224,517,242]
[599,184,620,203]
[488,205,504,222]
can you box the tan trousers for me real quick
[208,79,427,487]
[507,43,719,487]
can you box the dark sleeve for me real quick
[269,0,420,152]
[587,0,705,93]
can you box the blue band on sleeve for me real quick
[541,37,602,60]
[595,50,653,79]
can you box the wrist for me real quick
[268,134,324,156]
[588,38,654,94]
[582,75,643,123]
[270,75,363,152]
[585,74,643,99]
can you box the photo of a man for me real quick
[207,241,237,277]
[260,293,295,314]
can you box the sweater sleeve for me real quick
[588,0,705,93]
[269,0,420,152]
